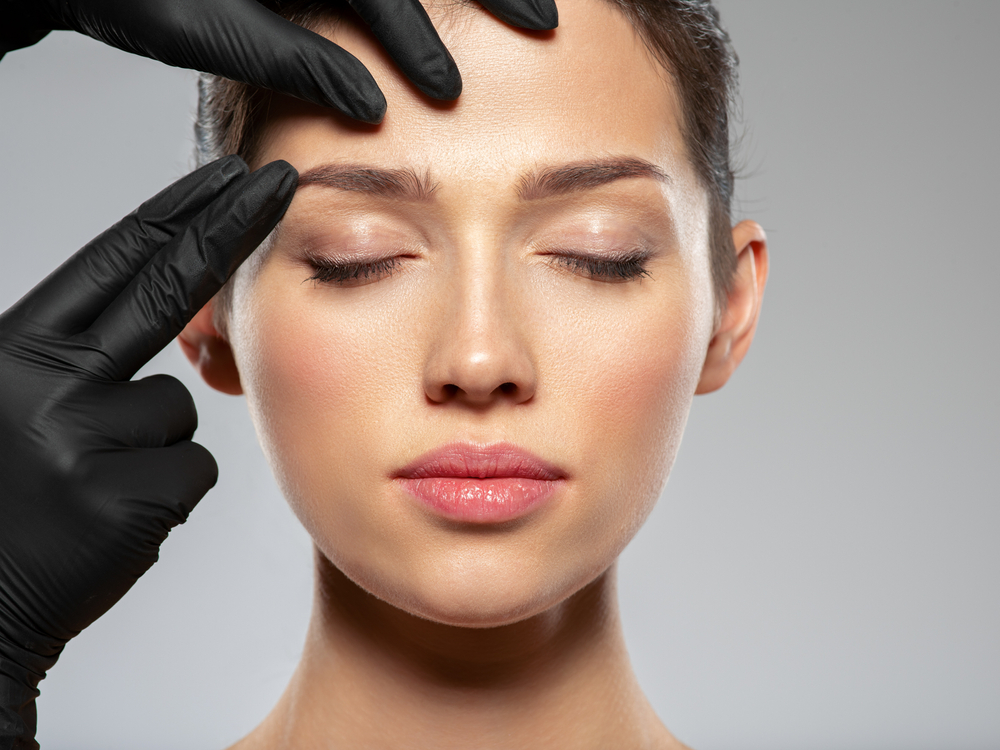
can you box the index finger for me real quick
[77,161,297,381]
[346,0,558,101]
[8,156,248,336]
[167,0,388,122]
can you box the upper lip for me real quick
[395,442,566,480]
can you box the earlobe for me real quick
[696,220,769,395]
[178,299,244,396]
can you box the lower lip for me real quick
[398,477,560,523]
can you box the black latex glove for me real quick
[0,0,558,121]
[0,155,296,750]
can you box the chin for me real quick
[335,543,601,629]
[400,584,561,630]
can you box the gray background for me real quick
[1,2,997,748]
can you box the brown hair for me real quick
[196,0,740,306]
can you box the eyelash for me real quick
[549,252,651,282]
[307,256,403,285]
[305,252,651,286]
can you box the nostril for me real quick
[442,384,460,398]
[498,382,517,395]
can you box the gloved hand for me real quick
[0,0,558,121]
[0,155,296,750]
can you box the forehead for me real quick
[258,0,691,187]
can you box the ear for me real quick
[696,220,769,395]
[177,298,243,395]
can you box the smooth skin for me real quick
[181,0,768,747]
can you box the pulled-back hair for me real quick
[195,0,740,304]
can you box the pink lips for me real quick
[395,443,566,523]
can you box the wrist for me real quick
[0,667,38,750]
[0,636,61,750]
[0,659,40,750]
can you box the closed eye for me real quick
[305,256,404,286]
[546,251,652,282]
[303,251,652,286]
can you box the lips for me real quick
[395,442,566,523]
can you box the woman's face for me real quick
[226,0,718,627]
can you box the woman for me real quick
[178,0,768,745]
[0,0,766,745]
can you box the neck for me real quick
[236,551,684,749]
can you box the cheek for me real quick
[228,267,415,534]
[535,270,711,540]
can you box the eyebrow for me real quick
[297,164,438,201]
[516,157,670,201]
[295,157,668,203]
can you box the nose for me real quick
[423,263,536,408]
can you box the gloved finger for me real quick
[79,160,297,381]
[91,441,220,549]
[95,0,386,122]
[3,440,220,643]
[12,156,248,336]
[476,0,559,30]
[78,375,200,448]
[348,0,461,100]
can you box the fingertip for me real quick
[138,373,199,440]
[334,79,387,122]
[483,0,559,30]
[529,0,559,30]
[405,43,461,100]
[155,440,221,524]
[299,34,387,121]
[252,160,298,216]
[204,461,220,492]
[247,159,298,205]
[256,158,298,183]
[420,68,462,101]
[346,0,461,103]
[352,90,387,124]
[188,440,220,495]
[278,162,299,194]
